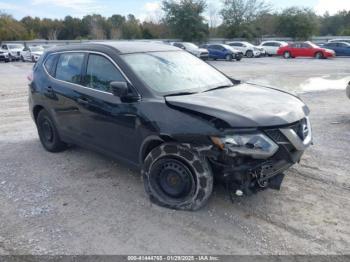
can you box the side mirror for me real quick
[110,81,128,97]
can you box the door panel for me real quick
[78,53,139,161]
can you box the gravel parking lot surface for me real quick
[0,58,349,255]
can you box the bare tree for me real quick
[208,3,219,28]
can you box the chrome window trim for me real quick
[42,50,137,97]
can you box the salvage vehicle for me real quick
[227,41,265,57]
[21,45,44,62]
[200,44,243,61]
[1,43,24,61]
[258,41,288,56]
[277,41,335,59]
[322,42,350,56]
[29,42,312,210]
[0,49,10,62]
[171,42,209,60]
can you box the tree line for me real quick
[0,0,349,42]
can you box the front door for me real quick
[76,53,140,162]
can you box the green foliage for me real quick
[0,13,28,41]
[162,0,209,41]
[277,7,319,40]
[220,0,272,38]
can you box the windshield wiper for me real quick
[165,91,198,97]
[203,85,234,93]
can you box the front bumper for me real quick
[205,117,312,195]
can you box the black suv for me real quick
[29,42,312,210]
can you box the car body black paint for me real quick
[29,42,311,192]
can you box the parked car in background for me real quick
[171,42,209,59]
[328,39,350,44]
[322,42,350,56]
[21,45,45,62]
[227,41,265,57]
[42,44,57,50]
[200,44,243,61]
[1,43,24,61]
[0,49,10,62]
[277,41,335,59]
[258,41,288,56]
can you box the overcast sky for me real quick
[0,0,349,21]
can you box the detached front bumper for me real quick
[205,118,312,195]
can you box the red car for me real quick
[277,41,335,59]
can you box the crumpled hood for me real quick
[165,83,309,128]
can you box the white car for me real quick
[0,49,10,63]
[258,41,288,56]
[227,41,265,58]
[171,42,209,59]
[21,46,44,62]
[1,43,24,61]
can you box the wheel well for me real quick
[142,139,164,162]
[33,105,44,123]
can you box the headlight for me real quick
[211,133,279,159]
[253,47,259,51]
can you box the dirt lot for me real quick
[0,57,349,255]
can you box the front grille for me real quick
[264,118,308,153]
[265,129,289,143]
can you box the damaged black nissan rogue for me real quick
[29,42,312,210]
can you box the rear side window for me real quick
[84,54,125,93]
[56,53,84,84]
[44,54,57,76]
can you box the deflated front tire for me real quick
[142,143,213,211]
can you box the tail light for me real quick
[27,71,34,83]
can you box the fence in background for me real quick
[1,36,350,46]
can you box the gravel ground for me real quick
[0,57,349,255]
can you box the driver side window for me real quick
[84,54,125,93]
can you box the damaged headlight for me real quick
[211,133,279,159]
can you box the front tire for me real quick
[246,50,254,58]
[21,56,25,62]
[315,52,324,59]
[142,143,213,211]
[36,109,67,152]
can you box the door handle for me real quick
[77,97,89,105]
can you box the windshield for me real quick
[122,51,232,95]
[307,42,319,48]
[30,46,44,52]
[183,42,199,49]
[8,44,24,50]
[222,44,236,52]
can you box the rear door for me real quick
[48,52,86,141]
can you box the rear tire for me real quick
[283,51,291,59]
[142,143,213,211]
[36,109,67,152]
